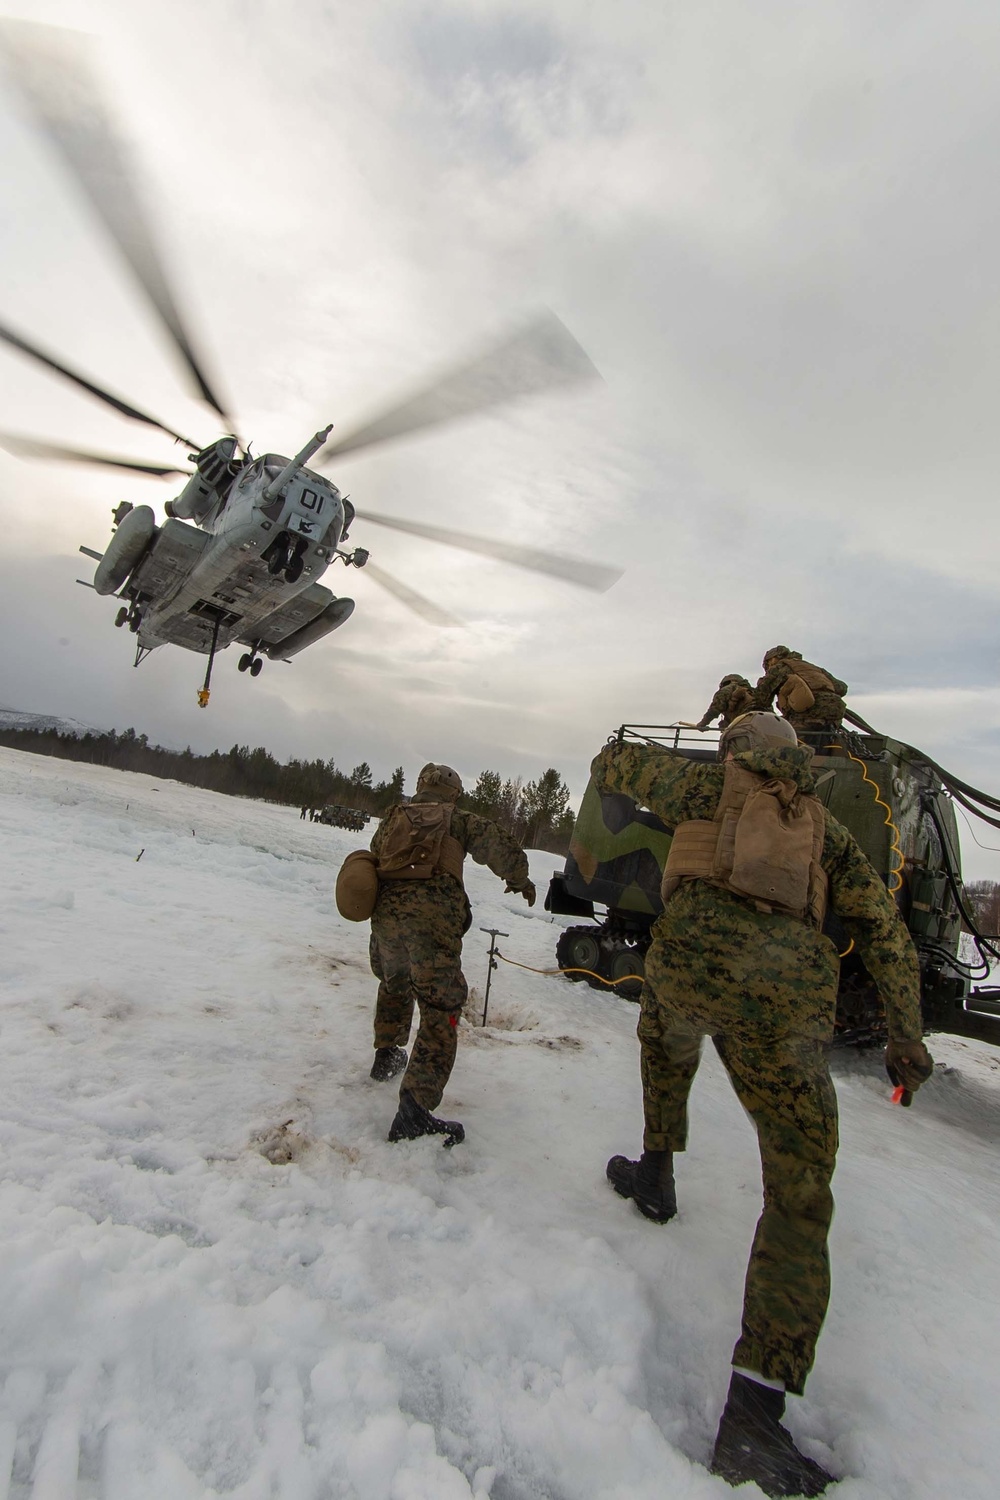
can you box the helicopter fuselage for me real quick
[99,446,361,664]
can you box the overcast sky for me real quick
[1,0,999,876]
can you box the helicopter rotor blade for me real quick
[0,320,197,447]
[355,510,623,593]
[0,431,192,478]
[0,20,234,429]
[361,560,462,627]
[319,310,600,463]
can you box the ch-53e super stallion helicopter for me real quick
[0,22,621,706]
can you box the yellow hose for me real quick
[495,952,645,987]
[830,744,904,894]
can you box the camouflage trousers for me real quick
[369,877,469,1111]
[786,692,845,753]
[640,910,839,1395]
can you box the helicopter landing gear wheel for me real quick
[114,606,128,628]
[284,538,307,584]
[128,614,141,633]
[238,653,252,673]
[250,657,263,677]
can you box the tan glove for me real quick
[885,1038,934,1104]
[506,879,536,907]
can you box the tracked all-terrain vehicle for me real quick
[545,723,1000,1046]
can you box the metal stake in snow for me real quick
[479,927,508,1027]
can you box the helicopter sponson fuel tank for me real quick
[94,505,157,595]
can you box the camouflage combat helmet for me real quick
[762,645,792,668]
[719,712,799,759]
[415,762,464,800]
[721,673,751,687]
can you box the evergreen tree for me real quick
[521,768,570,848]
[350,761,373,789]
[497,776,525,840]
[466,769,502,820]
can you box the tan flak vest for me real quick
[776,659,839,716]
[376,801,466,885]
[660,762,829,927]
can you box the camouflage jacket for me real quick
[593,740,924,1039]
[370,798,529,892]
[697,679,754,730]
[753,655,847,727]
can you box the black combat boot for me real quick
[605,1150,676,1223]
[387,1089,465,1148]
[710,1372,833,1497]
[370,1046,408,1082]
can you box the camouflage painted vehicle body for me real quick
[319,805,371,831]
[546,725,1000,1046]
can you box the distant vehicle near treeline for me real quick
[318,806,371,831]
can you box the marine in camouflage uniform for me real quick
[753,646,848,752]
[593,714,932,1496]
[696,674,755,731]
[368,763,534,1140]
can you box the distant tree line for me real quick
[964,880,1000,935]
[0,726,575,852]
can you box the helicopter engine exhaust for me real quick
[266,597,355,660]
[165,437,241,523]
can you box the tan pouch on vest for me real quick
[779,673,816,714]
[729,783,814,910]
[660,821,719,904]
[336,849,380,922]
[376,803,465,883]
[660,764,828,925]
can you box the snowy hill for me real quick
[0,705,95,737]
[0,745,997,1498]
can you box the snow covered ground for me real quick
[0,745,997,1500]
